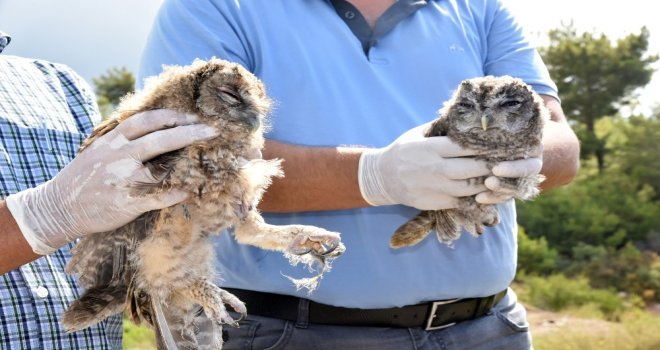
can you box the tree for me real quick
[615,114,660,199]
[93,67,135,118]
[540,25,658,172]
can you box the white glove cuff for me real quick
[5,184,75,255]
[358,149,397,206]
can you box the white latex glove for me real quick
[476,145,544,204]
[5,110,220,255]
[358,123,491,210]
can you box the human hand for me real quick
[5,110,220,254]
[358,123,491,210]
[476,145,544,204]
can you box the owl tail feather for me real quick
[390,211,436,248]
[61,283,127,332]
[433,209,461,245]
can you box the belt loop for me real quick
[295,298,310,329]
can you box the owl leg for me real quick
[184,277,247,328]
[190,307,225,350]
[234,210,345,292]
[455,199,499,237]
[234,210,345,258]
[151,297,200,350]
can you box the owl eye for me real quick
[457,101,474,109]
[217,86,242,105]
[500,99,521,108]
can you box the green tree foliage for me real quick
[540,25,658,172]
[613,114,660,199]
[93,67,135,118]
[521,274,627,321]
[516,27,660,304]
[517,227,558,275]
[518,172,660,255]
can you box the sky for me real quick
[0,0,658,114]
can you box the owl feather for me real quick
[390,76,547,248]
[62,59,345,349]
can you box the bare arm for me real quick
[0,200,40,274]
[259,142,369,212]
[538,95,580,190]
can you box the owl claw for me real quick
[287,231,345,258]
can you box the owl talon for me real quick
[287,231,345,258]
[320,242,340,256]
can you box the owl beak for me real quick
[244,115,261,132]
[481,115,489,130]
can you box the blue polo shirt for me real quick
[139,0,558,308]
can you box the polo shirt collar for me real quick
[327,0,430,55]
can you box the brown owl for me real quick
[61,59,345,349]
[390,76,547,248]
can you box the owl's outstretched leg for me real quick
[234,210,345,291]
[234,211,345,259]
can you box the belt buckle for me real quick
[425,298,460,331]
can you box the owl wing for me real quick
[62,211,158,331]
[425,114,449,137]
[78,117,120,153]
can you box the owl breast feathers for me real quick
[390,75,548,248]
[62,59,345,349]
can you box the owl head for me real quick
[442,75,547,139]
[192,59,272,133]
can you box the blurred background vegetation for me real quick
[94,24,660,350]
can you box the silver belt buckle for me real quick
[425,298,460,330]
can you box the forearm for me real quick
[259,140,370,212]
[0,200,40,274]
[539,96,580,190]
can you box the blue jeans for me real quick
[222,288,531,350]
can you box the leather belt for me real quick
[224,288,507,330]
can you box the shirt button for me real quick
[35,285,49,298]
[344,11,356,20]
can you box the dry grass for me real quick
[528,305,660,350]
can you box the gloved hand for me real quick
[476,145,544,204]
[5,110,220,255]
[358,123,491,210]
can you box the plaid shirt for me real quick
[0,34,122,349]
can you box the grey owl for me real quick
[61,59,345,349]
[390,76,547,248]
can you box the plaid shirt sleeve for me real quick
[0,51,122,349]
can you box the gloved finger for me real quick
[137,188,189,212]
[127,166,161,184]
[492,158,542,178]
[475,191,513,204]
[410,196,460,211]
[424,137,481,158]
[116,109,200,140]
[438,157,491,179]
[442,179,487,197]
[483,176,518,195]
[130,124,220,161]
